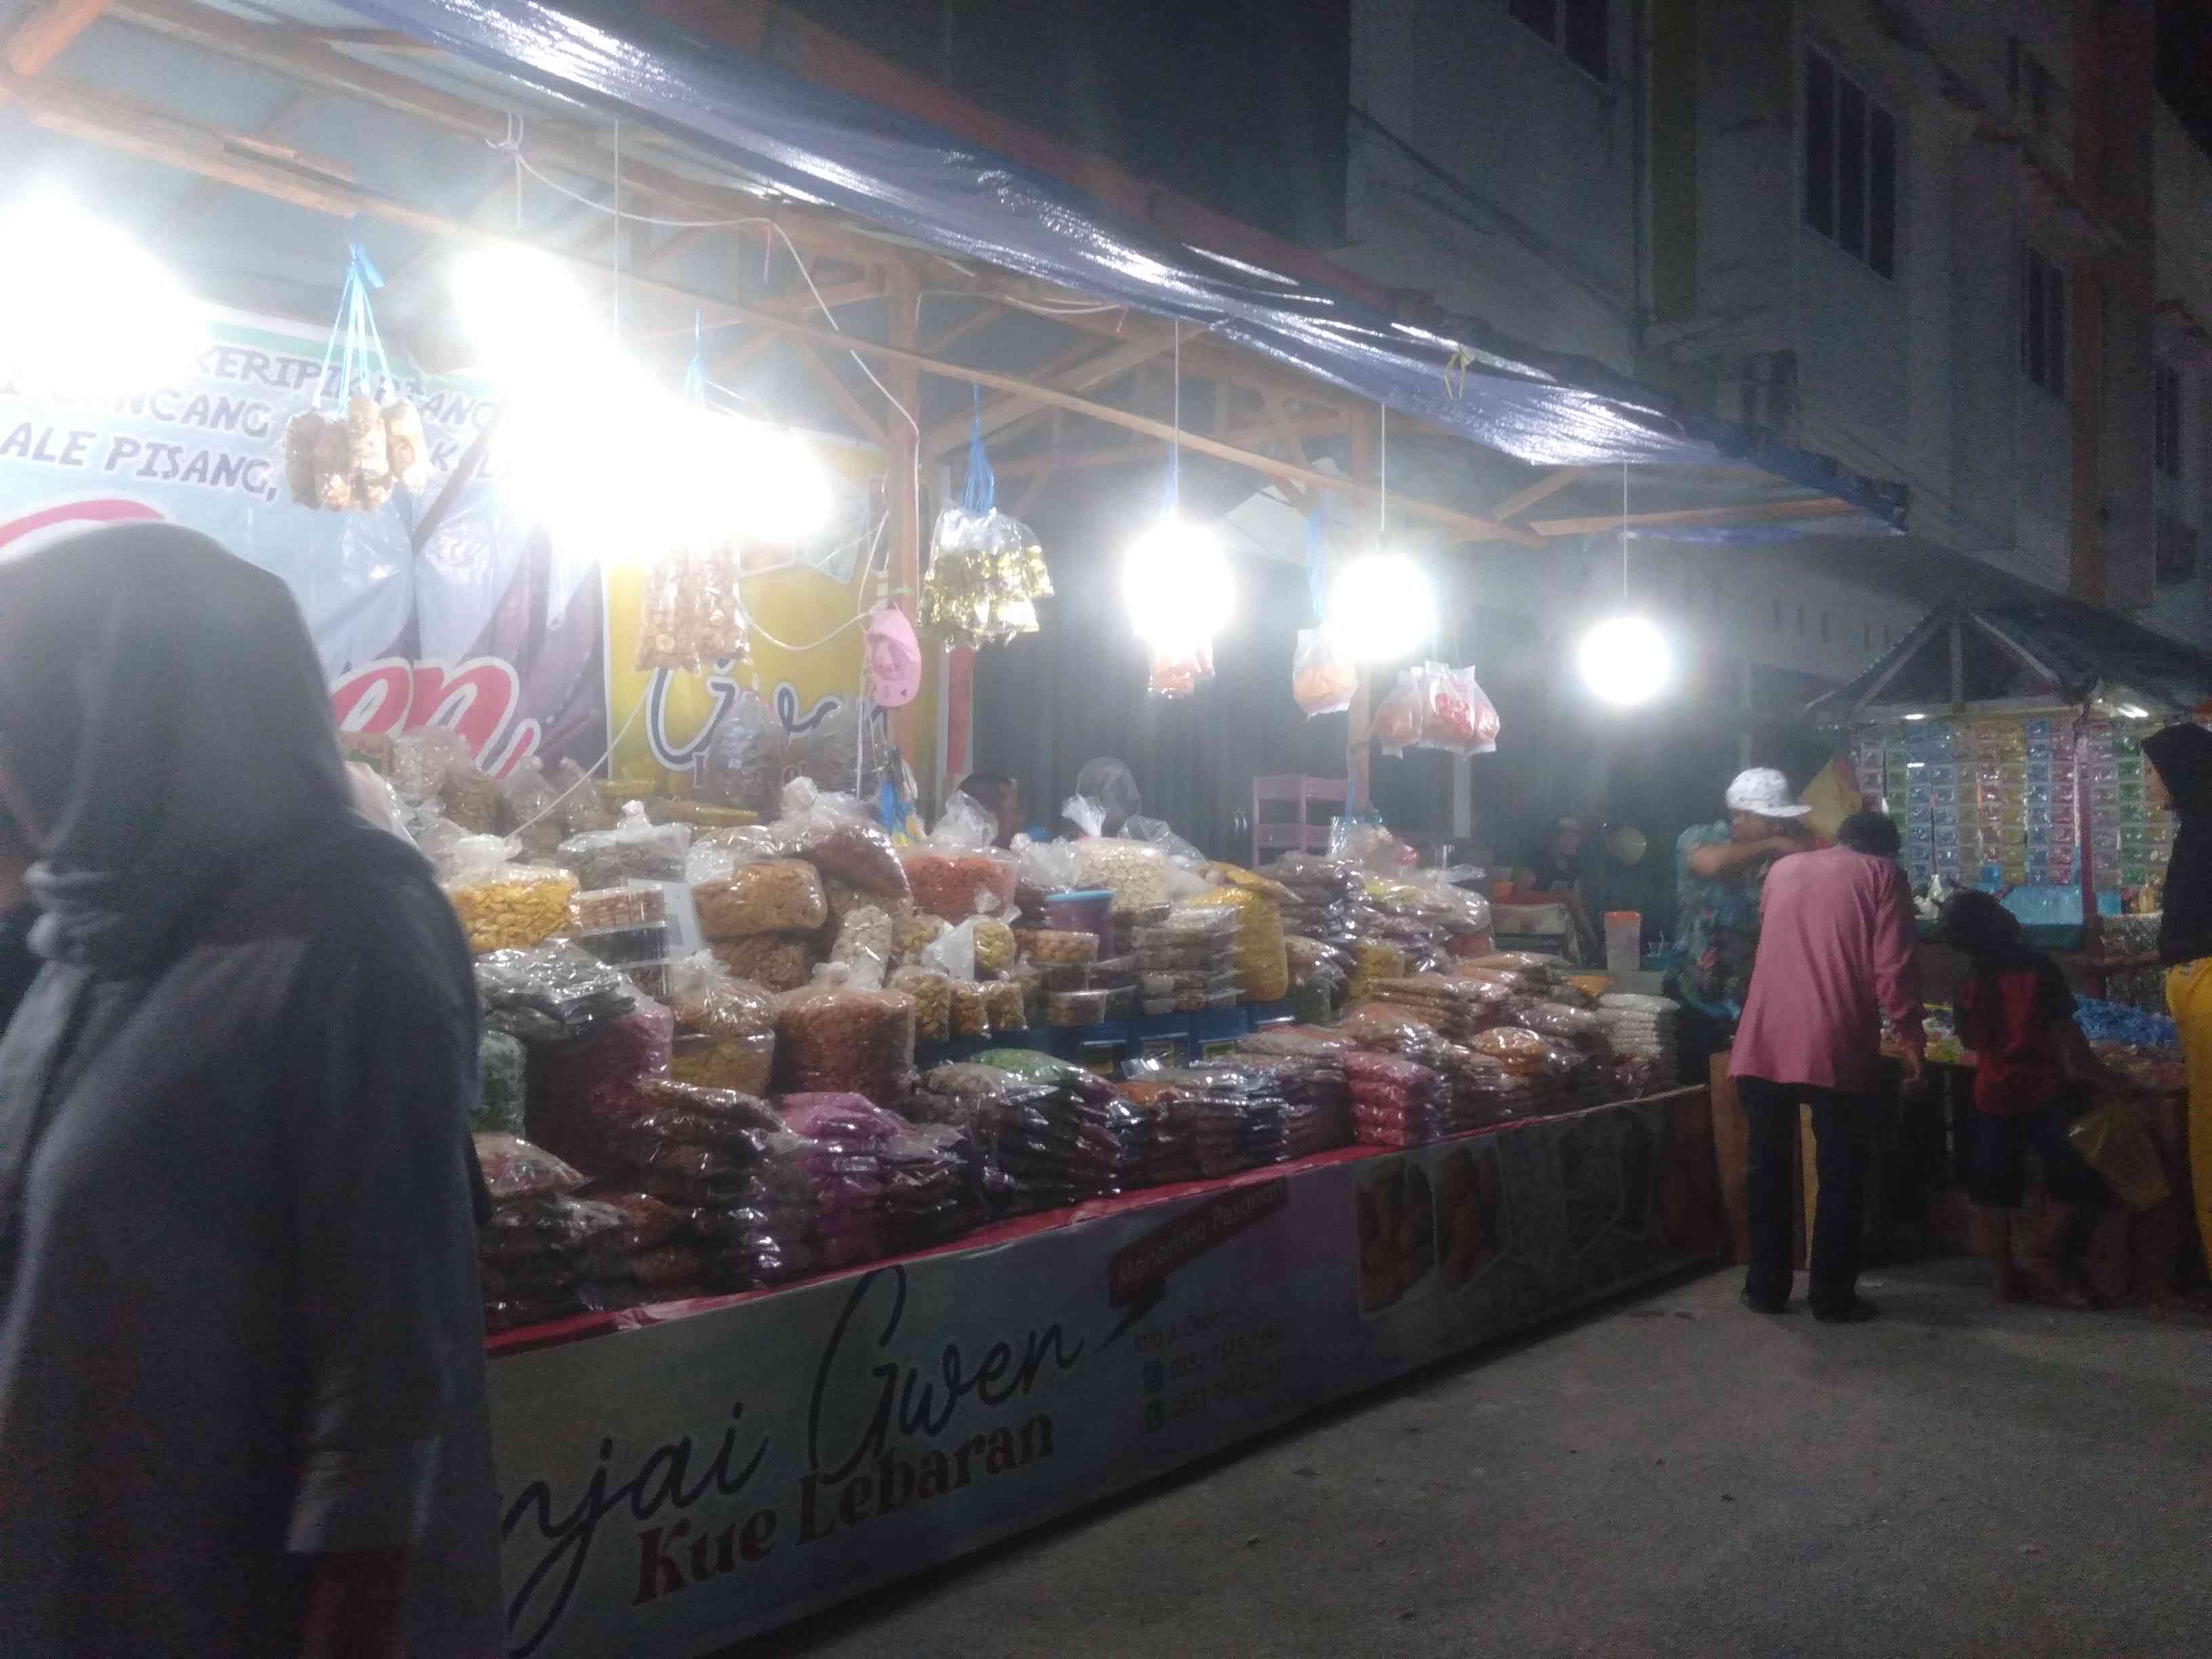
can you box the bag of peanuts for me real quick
[443,835,578,954]
[558,800,693,888]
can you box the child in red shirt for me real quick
[1940,890,2114,1305]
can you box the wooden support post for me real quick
[1347,411,1375,813]
[884,260,925,786]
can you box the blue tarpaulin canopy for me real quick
[343,0,1904,527]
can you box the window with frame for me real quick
[1508,0,1609,83]
[1803,45,1898,277]
[2020,245,2068,397]
[2155,360,2184,480]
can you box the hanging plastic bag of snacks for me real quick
[694,689,787,816]
[636,543,754,676]
[1370,666,1426,755]
[1416,662,1501,755]
[443,836,578,954]
[278,242,436,512]
[1292,627,1358,716]
[1145,637,1214,699]
[918,396,1052,648]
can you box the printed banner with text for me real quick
[489,1090,1718,1658]
[0,309,888,783]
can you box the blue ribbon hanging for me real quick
[1305,502,1329,621]
[315,227,393,407]
[960,386,996,514]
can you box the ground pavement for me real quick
[731,1261,2212,1658]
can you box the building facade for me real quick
[1341,0,2200,660]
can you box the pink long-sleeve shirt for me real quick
[1729,844,1925,1092]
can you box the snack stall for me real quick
[0,4,1921,1655]
[1806,602,2206,1290]
[447,762,1727,1655]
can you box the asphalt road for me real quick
[733,1261,2212,1658]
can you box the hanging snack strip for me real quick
[281,239,432,512]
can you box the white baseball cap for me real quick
[1725,767,1810,819]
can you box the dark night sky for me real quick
[2161,0,2212,158]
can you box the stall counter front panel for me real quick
[489,1088,1719,1658]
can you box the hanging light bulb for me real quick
[0,191,204,398]
[1579,614,1671,705]
[1123,516,1231,649]
[451,247,602,382]
[1578,468,1670,707]
[1327,552,1433,661]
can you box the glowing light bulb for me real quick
[451,247,600,382]
[1578,614,1670,706]
[0,192,204,398]
[1326,552,1433,661]
[1123,517,1230,649]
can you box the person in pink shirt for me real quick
[1732,810,1927,1322]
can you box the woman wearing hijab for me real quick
[0,526,502,1658]
[2144,722,2212,1273]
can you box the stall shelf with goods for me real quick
[1808,598,2212,998]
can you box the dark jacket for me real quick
[0,525,501,1658]
[2144,723,2212,965]
[0,901,34,1034]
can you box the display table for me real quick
[487,1087,1720,1658]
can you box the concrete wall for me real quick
[1343,0,1641,371]
[2141,104,2212,642]
[1343,0,2182,653]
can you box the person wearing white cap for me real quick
[1665,767,1814,1067]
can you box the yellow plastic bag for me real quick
[2068,1095,2171,1212]
[1191,869,1289,1002]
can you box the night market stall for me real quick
[0,1,1931,1651]
[1805,599,2208,1297]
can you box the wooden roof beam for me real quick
[6,0,109,77]
[110,0,901,270]
[1489,467,1582,522]
[1528,497,1861,536]
[0,66,1536,548]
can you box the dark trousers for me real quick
[1738,1076,1875,1311]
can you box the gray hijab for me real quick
[0,523,356,975]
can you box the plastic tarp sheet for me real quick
[342,0,1904,522]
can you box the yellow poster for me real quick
[602,441,935,796]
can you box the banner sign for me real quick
[0,310,892,783]
[488,1090,1717,1658]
